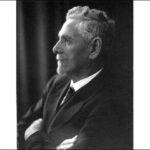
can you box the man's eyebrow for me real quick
[58,33,73,40]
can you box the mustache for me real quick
[56,55,65,60]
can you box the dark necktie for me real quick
[60,86,75,106]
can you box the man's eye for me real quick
[64,39,70,44]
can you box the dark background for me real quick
[17,0,133,120]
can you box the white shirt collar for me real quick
[70,68,102,92]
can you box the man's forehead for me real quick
[58,19,79,38]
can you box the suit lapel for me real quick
[48,96,85,132]
[43,81,69,130]
[47,70,107,132]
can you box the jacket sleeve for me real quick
[71,99,132,149]
[25,98,132,149]
[17,77,54,149]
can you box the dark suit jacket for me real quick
[18,70,133,149]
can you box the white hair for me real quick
[66,6,115,43]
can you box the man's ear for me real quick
[89,37,102,60]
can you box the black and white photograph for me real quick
[16,0,133,149]
[17,0,133,149]
[3,0,150,149]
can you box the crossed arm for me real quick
[18,100,131,149]
[24,118,78,149]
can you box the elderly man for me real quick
[18,6,132,149]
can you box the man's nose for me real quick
[52,41,63,54]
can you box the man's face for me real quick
[53,19,90,80]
